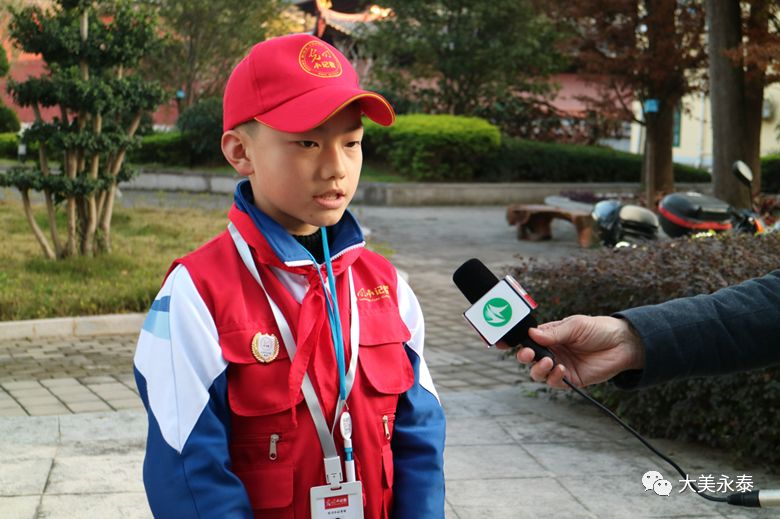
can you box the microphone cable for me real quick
[543,360,773,507]
[557,373,728,503]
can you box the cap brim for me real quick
[255,86,395,133]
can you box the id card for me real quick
[310,481,363,519]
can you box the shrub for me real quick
[0,132,41,161]
[0,132,18,159]
[760,154,780,193]
[0,105,20,133]
[511,232,780,468]
[129,131,189,166]
[177,97,224,165]
[479,136,710,183]
[364,114,501,181]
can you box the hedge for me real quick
[0,132,18,158]
[511,232,780,468]
[364,114,501,181]
[760,154,780,193]
[177,97,224,165]
[0,105,20,133]
[127,131,189,166]
[479,136,710,183]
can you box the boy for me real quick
[133,33,446,518]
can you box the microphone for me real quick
[452,258,554,362]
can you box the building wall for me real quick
[630,84,780,169]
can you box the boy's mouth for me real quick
[313,190,346,209]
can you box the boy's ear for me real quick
[221,130,254,177]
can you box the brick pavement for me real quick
[0,335,140,416]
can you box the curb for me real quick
[0,313,145,341]
[121,170,714,206]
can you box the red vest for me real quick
[175,206,415,518]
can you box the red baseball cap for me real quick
[222,33,395,133]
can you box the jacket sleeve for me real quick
[613,269,780,389]
[133,265,252,518]
[391,274,446,519]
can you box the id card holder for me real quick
[310,481,363,519]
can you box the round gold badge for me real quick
[251,333,280,363]
[298,40,343,78]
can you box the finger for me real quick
[546,364,568,389]
[495,340,511,350]
[529,357,554,382]
[530,315,586,346]
[515,347,536,364]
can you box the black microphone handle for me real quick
[501,314,555,363]
[521,337,556,363]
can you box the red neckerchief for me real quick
[229,205,363,423]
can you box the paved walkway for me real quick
[1,199,777,518]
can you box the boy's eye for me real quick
[345,140,362,149]
[298,141,318,148]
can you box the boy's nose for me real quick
[319,146,348,180]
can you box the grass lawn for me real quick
[0,196,227,321]
[0,194,393,321]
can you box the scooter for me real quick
[591,200,660,246]
[657,161,767,238]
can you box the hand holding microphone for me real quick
[521,315,646,389]
[453,258,646,388]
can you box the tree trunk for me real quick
[64,150,78,257]
[21,189,56,260]
[643,101,675,207]
[744,0,770,196]
[707,0,751,208]
[97,112,141,253]
[643,0,678,207]
[83,113,102,257]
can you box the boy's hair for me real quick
[223,33,395,134]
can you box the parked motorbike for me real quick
[657,161,767,238]
[592,200,660,246]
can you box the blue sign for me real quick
[644,99,660,113]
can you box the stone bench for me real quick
[506,204,593,247]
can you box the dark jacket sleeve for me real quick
[611,269,780,389]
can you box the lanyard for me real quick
[228,223,359,486]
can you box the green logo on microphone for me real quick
[483,298,512,327]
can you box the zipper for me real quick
[269,433,280,460]
[382,415,391,440]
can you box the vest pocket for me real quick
[357,309,415,398]
[220,326,303,434]
[220,326,303,420]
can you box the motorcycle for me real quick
[657,161,767,238]
[592,200,660,247]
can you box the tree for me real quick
[143,0,292,111]
[0,0,165,259]
[358,0,565,117]
[708,0,780,205]
[545,1,706,205]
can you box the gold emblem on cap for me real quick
[298,40,343,78]
[251,333,280,363]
